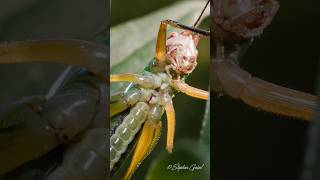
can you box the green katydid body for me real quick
[110,64,170,173]
[109,19,208,178]
[110,56,192,175]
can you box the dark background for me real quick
[212,0,320,180]
[0,0,107,178]
[0,0,106,107]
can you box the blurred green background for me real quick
[212,0,320,180]
[111,0,210,179]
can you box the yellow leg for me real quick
[0,40,107,75]
[124,121,162,180]
[163,96,175,153]
[241,78,317,120]
[155,22,167,68]
[212,47,316,120]
[110,92,127,117]
[110,74,141,83]
[110,97,128,117]
[171,80,209,100]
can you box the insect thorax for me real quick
[110,72,170,171]
[135,71,174,104]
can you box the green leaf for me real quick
[110,0,209,74]
[199,95,210,145]
[146,140,210,180]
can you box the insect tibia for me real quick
[0,40,107,76]
[240,77,316,120]
[212,57,252,99]
[212,54,317,120]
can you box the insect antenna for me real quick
[193,0,210,27]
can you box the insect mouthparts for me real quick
[165,31,199,76]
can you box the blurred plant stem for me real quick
[200,96,210,145]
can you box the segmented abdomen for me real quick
[46,128,107,180]
[110,102,150,170]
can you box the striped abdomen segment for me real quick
[46,128,107,180]
[110,88,142,117]
[110,102,150,170]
